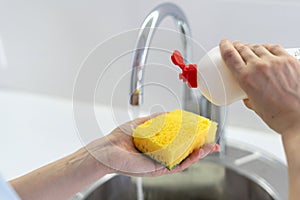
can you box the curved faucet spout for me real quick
[129,3,192,106]
[129,3,225,151]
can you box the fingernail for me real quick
[213,144,221,152]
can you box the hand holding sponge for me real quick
[133,109,218,170]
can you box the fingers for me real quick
[248,44,274,58]
[149,143,221,175]
[211,143,221,153]
[234,42,287,59]
[172,153,197,172]
[243,98,253,110]
[219,39,246,77]
[171,144,220,172]
[233,40,284,59]
[183,144,220,166]
[233,41,259,62]
[201,144,220,155]
[263,44,289,57]
[171,148,202,172]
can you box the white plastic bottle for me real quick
[197,46,300,106]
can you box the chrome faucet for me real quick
[129,3,225,148]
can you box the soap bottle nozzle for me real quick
[171,50,198,88]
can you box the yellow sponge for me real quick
[133,109,218,170]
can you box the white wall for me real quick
[1,0,300,131]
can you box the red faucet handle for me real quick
[171,50,185,69]
[171,50,198,88]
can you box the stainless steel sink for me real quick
[71,142,288,200]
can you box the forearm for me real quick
[10,146,112,200]
[282,127,300,200]
[219,39,300,200]
[7,115,215,200]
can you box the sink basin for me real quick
[71,143,288,200]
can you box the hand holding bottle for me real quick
[219,39,300,135]
[219,39,300,200]
[172,41,300,106]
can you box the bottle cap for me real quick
[171,50,197,88]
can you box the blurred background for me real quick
[1,0,300,131]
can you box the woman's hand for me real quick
[219,39,300,135]
[10,113,219,200]
[86,113,219,177]
[219,39,300,200]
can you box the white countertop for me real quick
[0,89,286,180]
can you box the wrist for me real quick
[282,127,300,167]
[75,145,114,178]
[83,137,117,175]
[281,125,300,200]
[282,124,300,146]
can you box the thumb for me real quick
[243,98,253,110]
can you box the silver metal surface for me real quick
[129,3,192,107]
[72,143,288,200]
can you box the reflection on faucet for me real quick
[0,36,8,69]
[129,3,225,151]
